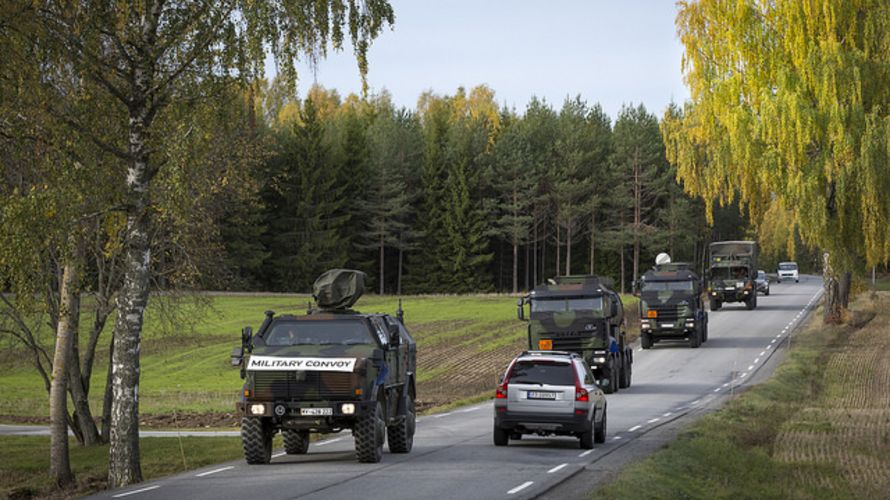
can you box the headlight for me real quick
[249,404,265,415]
[341,403,355,415]
[735,282,745,288]
[593,357,607,364]
[641,322,651,330]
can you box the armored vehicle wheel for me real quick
[493,424,509,446]
[641,332,653,349]
[709,298,721,310]
[746,293,757,310]
[387,392,415,454]
[689,328,701,348]
[355,401,385,463]
[594,410,607,444]
[283,429,309,455]
[241,417,273,464]
[579,425,594,449]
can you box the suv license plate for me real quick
[300,408,333,416]
[527,391,557,400]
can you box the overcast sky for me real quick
[286,1,690,120]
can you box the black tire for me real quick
[619,353,632,389]
[710,298,721,311]
[765,286,770,296]
[641,332,652,349]
[579,424,594,449]
[603,359,617,394]
[241,417,273,465]
[594,410,607,444]
[689,327,701,348]
[746,292,757,310]
[387,392,415,454]
[493,424,509,446]
[283,429,309,455]
[354,401,385,463]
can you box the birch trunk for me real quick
[565,220,572,276]
[50,257,79,487]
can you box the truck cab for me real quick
[639,263,708,349]
[707,241,758,311]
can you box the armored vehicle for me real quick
[639,262,709,349]
[232,269,417,464]
[517,275,633,394]
[707,241,758,310]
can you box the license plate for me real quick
[661,323,674,328]
[300,407,332,416]
[527,391,557,400]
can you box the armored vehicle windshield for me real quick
[640,280,694,292]
[263,319,375,346]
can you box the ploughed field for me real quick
[0,293,638,427]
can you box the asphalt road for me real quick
[88,277,823,500]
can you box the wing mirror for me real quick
[230,346,244,367]
[388,323,401,347]
[517,298,527,321]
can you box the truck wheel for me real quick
[689,328,701,348]
[493,424,509,446]
[283,429,309,455]
[603,359,618,394]
[387,392,415,453]
[710,298,721,311]
[746,293,757,310]
[619,354,632,389]
[594,410,607,444]
[354,401,385,463]
[241,417,273,464]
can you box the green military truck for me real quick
[707,241,758,311]
[517,275,633,394]
[232,269,417,464]
[639,262,709,349]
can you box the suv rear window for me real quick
[264,320,373,346]
[509,360,574,386]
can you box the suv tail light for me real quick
[496,361,516,399]
[573,362,589,402]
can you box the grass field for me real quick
[594,292,890,499]
[0,293,639,424]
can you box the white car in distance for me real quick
[777,262,799,283]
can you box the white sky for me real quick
[286,1,690,120]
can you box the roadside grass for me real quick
[0,293,638,421]
[594,293,889,499]
[0,435,246,499]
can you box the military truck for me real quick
[517,275,632,394]
[231,269,417,464]
[707,241,758,311]
[639,262,709,349]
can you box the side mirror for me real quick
[517,298,526,321]
[241,326,253,353]
[388,323,401,347]
[230,346,244,367]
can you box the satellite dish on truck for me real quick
[655,253,671,265]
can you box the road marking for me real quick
[315,437,343,446]
[722,383,730,387]
[765,345,772,350]
[663,412,672,417]
[760,351,766,356]
[508,481,534,494]
[776,334,782,338]
[433,412,453,419]
[739,372,748,378]
[196,466,233,477]
[459,407,480,413]
[748,365,755,370]
[691,400,700,405]
[714,388,722,392]
[579,449,594,457]
[272,452,286,458]
[612,436,623,441]
[647,418,660,424]
[628,425,642,432]
[754,358,760,364]
[547,463,568,474]
[113,485,161,498]
[771,339,777,344]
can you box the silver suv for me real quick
[493,351,607,449]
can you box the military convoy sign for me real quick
[247,355,357,372]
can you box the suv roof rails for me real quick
[519,350,580,358]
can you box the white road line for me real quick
[628,425,642,432]
[713,388,722,392]
[739,372,748,378]
[765,345,772,350]
[754,358,760,364]
[759,351,766,356]
[196,466,234,477]
[771,339,777,344]
[691,399,700,405]
[663,412,672,417]
[547,463,568,474]
[748,365,755,371]
[315,437,344,446]
[272,452,286,458]
[433,412,453,419]
[579,449,594,457]
[112,485,161,498]
[647,418,660,424]
[459,407,480,413]
[722,383,730,387]
[508,481,534,495]
[612,436,623,441]
[776,334,782,338]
